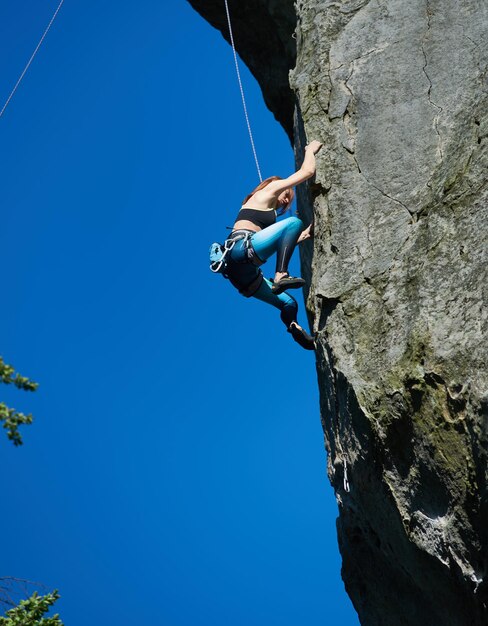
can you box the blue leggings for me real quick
[250,216,304,273]
[252,277,299,328]
[230,216,304,327]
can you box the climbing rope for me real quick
[323,345,351,494]
[339,382,351,493]
[223,0,262,182]
[343,458,350,493]
[0,0,65,119]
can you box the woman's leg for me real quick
[252,277,298,326]
[251,278,314,349]
[250,216,304,274]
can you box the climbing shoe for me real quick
[287,323,315,350]
[271,275,306,295]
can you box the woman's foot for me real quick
[272,273,306,295]
[287,322,315,350]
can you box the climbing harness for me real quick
[0,0,65,119]
[209,229,256,273]
[223,0,262,182]
[209,230,264,297]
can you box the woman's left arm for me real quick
[297,222,314,244]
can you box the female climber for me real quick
[219,140,322,350]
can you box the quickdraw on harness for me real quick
[210,232,244,274]
[209,231,264,297]
[209,239,236,274]
[210,229,266,272]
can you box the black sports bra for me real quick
[235,206,276,229]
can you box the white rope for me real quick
[343,458,350,493]
[0,0,65,119]
[223,0,262,182]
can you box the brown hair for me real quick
[242,176,294,215]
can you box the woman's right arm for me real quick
[299,140,322,179]
[258,141,323,198]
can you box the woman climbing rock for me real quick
[211,140,322,350]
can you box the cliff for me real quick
[188,1,488,624]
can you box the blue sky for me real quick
[0,1,359,624]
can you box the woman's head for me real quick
[277,187,295,212]
[242,176,295,215]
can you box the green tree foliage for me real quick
[0,366,63,623]
[0,591,63,626]
[0,357,38,445]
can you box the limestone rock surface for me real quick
[188,1,488,624]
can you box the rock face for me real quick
[188,1,488,624]
[188,0,297,139]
